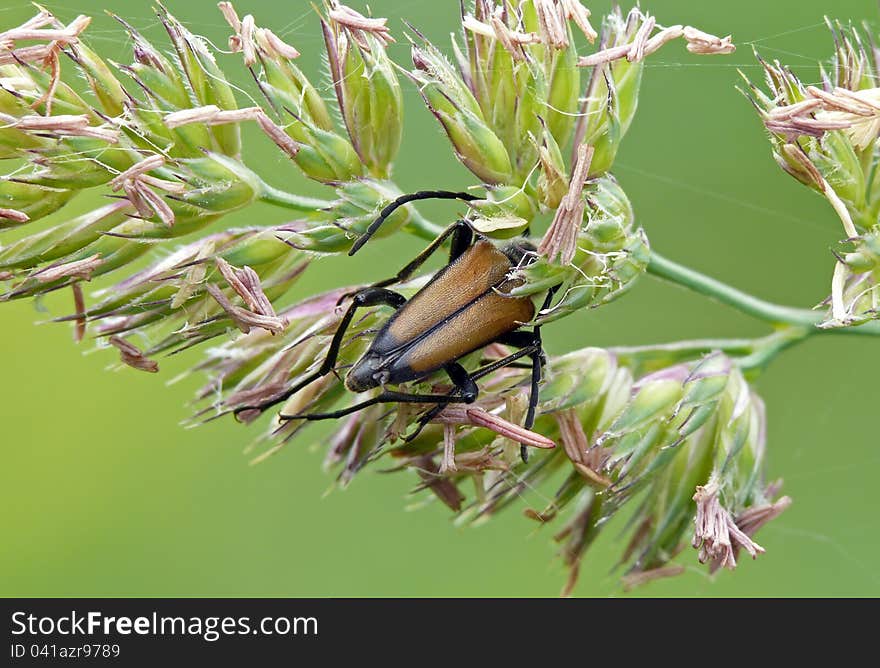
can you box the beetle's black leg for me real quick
[403,338,540,444]
[233,287,406,420]
[491,331,545,463]
[282,389,476,422]
[361,220,474,295]
[518,287,558,462]
[520,348,543,463]
[471,340,538,381]
[447,222,474,262]
[398,363,480,438]
[500,333,543,430]
[349,190,479,256]
[288,362,478,422]
[491,361,532,369]
[444,362,479,403]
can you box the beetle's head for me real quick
[345,353,388,393]
[501,240,538,268]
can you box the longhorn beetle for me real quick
[237,190,555,461]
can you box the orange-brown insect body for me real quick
[345,240,535,392]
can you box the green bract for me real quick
[575,8,645,176]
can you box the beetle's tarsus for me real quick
[232,286,406,419]
[508,288,558,464]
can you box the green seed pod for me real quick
[457,2,579,180]
[743,23,880,327]
[743,33,876,235]
[159,6,240,157]
[177,153,261,214]
[5,63,91,117]
[575,8,645,176]
[544,36,580,147]
[534,228,649,323]
[540,347,622,413]
[291,132,364,184]
[323,22,403,178]
[603,368,688,439]
[534,125,568,210]
[509,174,647,323]
[0,115,51,158]
[812,130,865,208]
[629,416,717,570]
[79,228,307,355]
[68,41,127,117]
[458,0,495,115]
[0,74,33,116]
[822,233,880,328]
[17,136,133,190]
[114,17,194,113]
[411,42,513,184]
[708,370,768,508]
[484,35,537,178]
[470,185,538,238]
[125,57,190,111]
[260,58,334,131]
[254,58,364,183]
[679,353,734,409]
[429,97,514,185]
[0,200,132,272]
[213,7,365,184]
[283,224,352,255]
[111,21,216,159]
[0,181,75,226]
[286,179,414,253]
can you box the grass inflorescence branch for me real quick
[648,251,880,341]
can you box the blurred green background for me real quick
[1,0,878,597]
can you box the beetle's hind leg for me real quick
[485,331,546,464]
[516,287,558,462]
[233,287,406,420]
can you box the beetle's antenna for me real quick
[349,190,479,256]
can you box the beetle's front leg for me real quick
[234,287,406,420]
[508,287,558,461]
[284,363,479,423]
